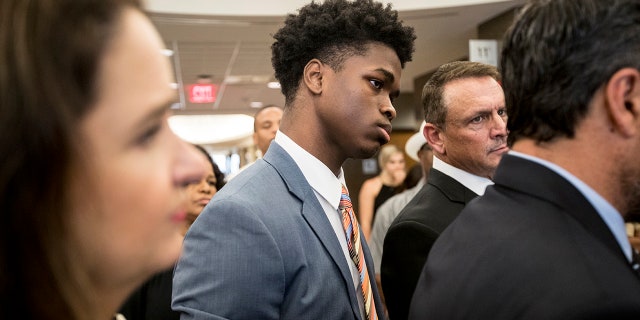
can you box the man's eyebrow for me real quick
[375,68,400,99]
[375,68,396,84]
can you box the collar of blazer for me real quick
[427,168,480,204]
[493,154,627,264]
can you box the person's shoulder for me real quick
[362,176,382,189]
[215,161,284,201]
[377,187,418,215]
[225,161,255,182]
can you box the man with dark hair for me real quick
[410,0,640,319]
[172,0,415,319]
[381,61,508,320]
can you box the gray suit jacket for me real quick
[381,168,478,320]
[172,142,384,320]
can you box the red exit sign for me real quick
[188,84,217,103]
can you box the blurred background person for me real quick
[183,145,226,235]
[0,0,207,319]
[119,145,225,320]
[226,104,283,181]
[358,144,406,240]
[253,105,284,159]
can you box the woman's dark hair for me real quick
[271,0,416,105]
[0,0,140,318]
[194,145,226,190]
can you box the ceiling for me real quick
[146,0,524,147]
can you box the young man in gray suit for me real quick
[381,61,508,320]
[172,0,416,319]
[410,0,640,319]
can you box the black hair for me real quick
[193,145,225,190]
[271,0,416,105]
[501,0,640,144]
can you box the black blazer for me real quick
[381,168,478,320]
[119,267,178,320]
[409,154,640,320]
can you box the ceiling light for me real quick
[224,75,271,85]
[267,81,281,89]
[168,114,254,145]
[250,102,263,108]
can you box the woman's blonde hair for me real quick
[377,144,402,169]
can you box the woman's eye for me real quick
[370,79,383,89]
[136,124,161,146]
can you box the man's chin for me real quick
[356,143,383,159]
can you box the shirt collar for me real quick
[432,156,494,195]
[274,131,345,210]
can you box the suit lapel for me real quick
[263,143,362,319]
[494,154,627,263]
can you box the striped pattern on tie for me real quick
[339,185,377,320]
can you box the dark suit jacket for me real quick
[381,168,478,320]
[119,267,178,320]
[173,142,384,320]
[409,154,640,320]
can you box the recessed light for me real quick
[267,81,281,89]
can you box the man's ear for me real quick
[424,123,445,155]
[302,59,323,95]
[605,67,640,138]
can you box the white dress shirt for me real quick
[432,156,494,196]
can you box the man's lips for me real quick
[490,145,509,153]
[378,124,392,143]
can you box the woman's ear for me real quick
[302,59,323,95]
[605,67,640,138]
[424,123,445,155]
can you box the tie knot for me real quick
[339,185,352,210]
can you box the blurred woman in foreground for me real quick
[0,0,207,319]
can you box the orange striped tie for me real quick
[339,185,377,320]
